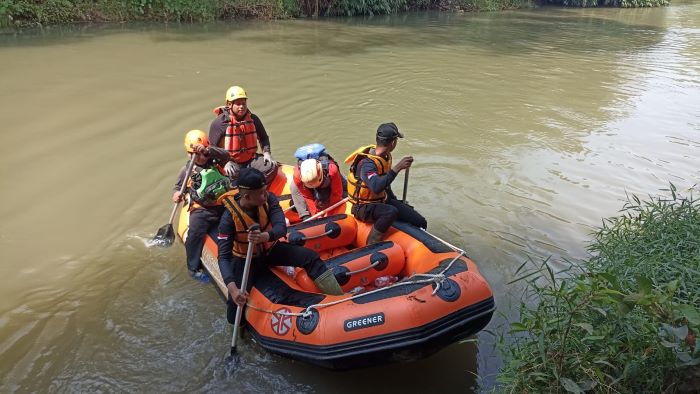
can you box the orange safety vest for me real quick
[219,190,273,258]
[213,107,258,163]
[344,145,392,205]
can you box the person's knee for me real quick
[416,216,427,229]
[384,205,398,222]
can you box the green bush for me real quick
[498,185,700,393]
[0,0,670,26]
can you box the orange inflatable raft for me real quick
[176,164,495,369]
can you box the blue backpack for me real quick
[294,143,328,162]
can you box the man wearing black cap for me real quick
[216,167,343,323]
[345,122,428,245]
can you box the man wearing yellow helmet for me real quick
[209,86,277,184]
[173,130,231,282]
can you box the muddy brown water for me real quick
[1,3,698,392]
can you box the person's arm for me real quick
[328,162,344,204]
[205,145,230,165]
[172,166,187,193]
[290,182,312,220]
[359,159,398,194]
[251,114,271,154]
[217,210,236,286]
[208,116,226,149]
[266,193,287,240]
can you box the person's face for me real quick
[242,186,268,207]
[194,153,208,166]
[227,98,248,118]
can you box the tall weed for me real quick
[498,185,700,393]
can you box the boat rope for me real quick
[244,250,466,319]
[421,228,467,256]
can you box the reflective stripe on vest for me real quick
[220,190,273,258]
[345,145,392,205]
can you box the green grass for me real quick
[498,184,700,393]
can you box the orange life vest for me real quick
[213,107,258,163]
[219,189,273,258]
[344,145,392,205]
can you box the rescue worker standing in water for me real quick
[209,86,278,184]
[173,130,231,282]
[216,168,343,323]
[290,143,347,221]
[346,123,427,245]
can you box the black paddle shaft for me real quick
[401,167,410,203]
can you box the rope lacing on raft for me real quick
[245,231,467,319]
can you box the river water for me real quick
[1,2,698,392]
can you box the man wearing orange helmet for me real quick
[173,130,231,282]
[209,86,278,184]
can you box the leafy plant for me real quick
[498,185,700,393]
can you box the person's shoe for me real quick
[313,269,343,295]
[366,227,385,246]
[190,270,211,284]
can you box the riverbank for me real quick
[498,184,700,393]
[1,0,668,28]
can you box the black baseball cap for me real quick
[237,167,266,190]
[376,122,404,140]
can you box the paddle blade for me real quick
[224,349,241,370]
[149,224,175,247]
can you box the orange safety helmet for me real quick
[184,129,209,153]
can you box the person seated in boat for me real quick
[216,167,344,323]
[173,130,232,283]
[345,123,427,245]
[209,85,278,185]
[290,143,348,221]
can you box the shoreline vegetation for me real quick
[1,0,669,28]
[498,184,700,393]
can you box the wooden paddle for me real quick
[150,154,196,247]
[303,196,350,222]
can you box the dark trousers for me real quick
[225,242,327,324]
[185,206,225,272]
[352,198,427,233]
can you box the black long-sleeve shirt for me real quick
[216,193,286,285]
[208,110,271,154]
[357,156,398,199]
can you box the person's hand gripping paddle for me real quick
[225,223,260,367]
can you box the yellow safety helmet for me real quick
[184,129,209,153]
[300,159,324,188]
[225,86,248,102]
